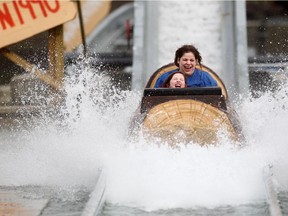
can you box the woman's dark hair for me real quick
[174,45,202,67]
[162,71,187,88]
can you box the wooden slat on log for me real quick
[142,99,238,145]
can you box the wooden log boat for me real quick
[129,63,245,146]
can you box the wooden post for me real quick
[48,25,64,87]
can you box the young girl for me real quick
[162,71,187,88]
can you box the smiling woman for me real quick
[154,45,218,88]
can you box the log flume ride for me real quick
[129,63,245,146]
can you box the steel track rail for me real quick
[263,164,283,216]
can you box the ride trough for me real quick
[129,63,245,146]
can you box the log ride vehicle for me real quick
[129,63,245,146]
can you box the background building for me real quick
[1,1,288,104]
[132,1,288,96]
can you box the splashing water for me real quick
[0,60,288,211]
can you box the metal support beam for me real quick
[76,0,87,57]
[221,1,249,95]
[235,1,249,95]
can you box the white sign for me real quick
[0,0,77,48]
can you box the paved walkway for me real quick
[0,190,48,216]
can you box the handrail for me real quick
[263,164,283,216]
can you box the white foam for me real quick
[1,64,288,211]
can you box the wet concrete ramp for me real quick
[0,169,105,216]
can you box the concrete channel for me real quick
[0,170,106,216]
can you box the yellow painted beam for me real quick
[48,25,64,82]
[0,48,62,91]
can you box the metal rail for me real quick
[76,0,87,58]
[81,169,106,216]
[263,164,283,216]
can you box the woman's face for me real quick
[169,73,186,88]
[177,52,196,75]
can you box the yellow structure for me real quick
[0,0,77,91]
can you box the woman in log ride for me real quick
[154,44,217,88]
[128,44,245,145]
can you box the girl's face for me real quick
[177,52,196,75]
[169,73,186,88]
